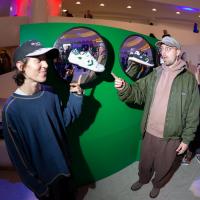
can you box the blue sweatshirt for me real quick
[2,88,83,197]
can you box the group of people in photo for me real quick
[1,33,200,200]
[62,9,93,19]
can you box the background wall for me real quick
[0,16,200,48]
[0,71,16,98]
[49,17,200,46]
[0,16,28,47]
[182,45,200,66]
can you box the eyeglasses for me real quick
[158,46,176,53]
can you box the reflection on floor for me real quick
[1,158,200,200]
[0,170,36,200]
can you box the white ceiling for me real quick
[0,0,199,26]
[62,0,200,25]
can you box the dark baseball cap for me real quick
[155,36,181,49]
[13,40,59,64]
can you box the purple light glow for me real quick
[0,0,11,16]
[177,6,200,13]
[0,179,37,200]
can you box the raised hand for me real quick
[112,72,126,91]
[70,74,83,95]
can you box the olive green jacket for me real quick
[118,66,200,144]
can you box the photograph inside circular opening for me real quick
[53,27,107,87]
[120,35,154,80]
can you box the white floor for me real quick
[77,158,200,200]
[0,158,200,200]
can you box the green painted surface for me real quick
[20,23,157,185]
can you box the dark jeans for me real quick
[37,176,76,200]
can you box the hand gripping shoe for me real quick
[128,50,154,67]
[68,49,105,72]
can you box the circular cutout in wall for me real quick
[53,27,107,88]
[120,35,154,81]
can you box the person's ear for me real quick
[16,61,24,71]
[177,49,181,58]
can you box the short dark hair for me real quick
[13,58,28,86]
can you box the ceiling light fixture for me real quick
[76,1,81,5]
[152,8,157,12]
[100,3,105,7]
[127,5,132,9]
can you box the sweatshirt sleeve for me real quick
[63,92,83,127]
[2,110,49,197]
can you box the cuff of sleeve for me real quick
[118,83,130,95]
[70,92,84,97]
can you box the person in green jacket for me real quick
[114,36,200,198]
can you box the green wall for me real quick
[20,23,157,185]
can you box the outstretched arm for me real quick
[63,75,84,127]
[113,72,147,105]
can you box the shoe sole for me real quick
[130,183,143,191]
[128,56,154,67]
[149,189,160,198]
[149,193,160,198]
[149,191,160,198]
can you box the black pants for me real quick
[138,133,182,188]
[38,176,76,200]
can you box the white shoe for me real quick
[68,49,105,72]
[128,50,154,67]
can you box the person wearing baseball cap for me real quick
[155,36,181,50]
[114,36,200,198]
[13,40,59,63]
[2,40,84,200]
